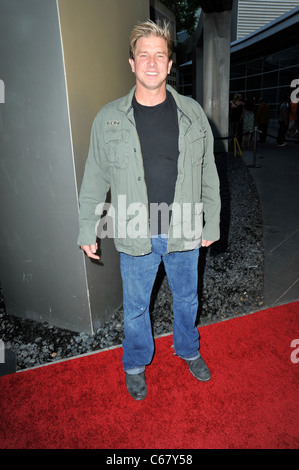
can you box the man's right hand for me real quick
[81,243,100,260]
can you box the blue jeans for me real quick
[120,235,200,374]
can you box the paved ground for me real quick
[242,132,299,308]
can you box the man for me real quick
[255,98,270,143]
[78,20,221,400]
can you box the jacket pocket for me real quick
[104,129,129,169]
[186,126,205,165]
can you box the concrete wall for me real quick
[0,0,149,333]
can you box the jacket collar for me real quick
[117,86,136,113]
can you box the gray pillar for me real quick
[0,0,141,334]
[202,11,232,152]
[0,0,94,333]
[195,46,204,105]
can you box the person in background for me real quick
[255,98,270,143]
[288,100,298,137]
[242,97,255,148]
[230,93,244,142]
[276,94,289,147]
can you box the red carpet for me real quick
[0,302,298,449]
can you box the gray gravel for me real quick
[0,153,264,372]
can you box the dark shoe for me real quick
[125,372,147,400]
[185,356,211,382]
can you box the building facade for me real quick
[230,6,299,120]
[231,0,299,40]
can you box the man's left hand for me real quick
[202,240,214,247]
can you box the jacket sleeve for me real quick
[77,113,111,246]
[200,110,221,242]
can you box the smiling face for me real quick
[129,35,173,103]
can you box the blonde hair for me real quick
[129,19,173,60]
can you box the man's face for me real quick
[129,35,172,93]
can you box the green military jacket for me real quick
[78,85,220,256]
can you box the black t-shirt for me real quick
[132,91,179,234]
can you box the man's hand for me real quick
[202,240,214,248]
[81,243,100,260]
